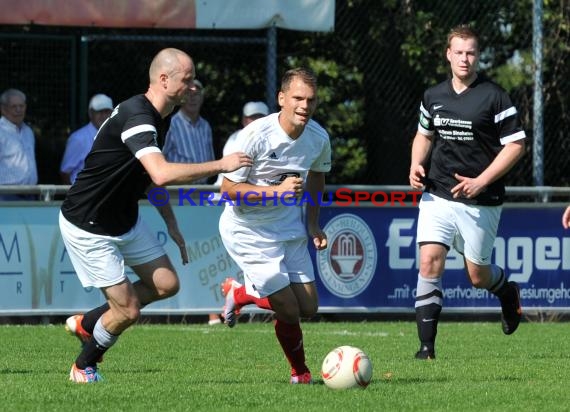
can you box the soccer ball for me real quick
[321,345,373,389]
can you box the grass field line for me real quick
[130,323,394,337]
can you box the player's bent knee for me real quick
[419,259,445,277]
[156,273,180,298]
[163,277,180,297]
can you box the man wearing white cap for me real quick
[214,101,269,187]
[225,101,269,155]
[60,93,114,184]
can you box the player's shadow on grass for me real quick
[396,376,453,384]
[113,367,164,374]
[0,368,34,375]
[397,375,525,384]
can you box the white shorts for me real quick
[59,212,166,288]
[416,192,501,265]
[219,217,315,298]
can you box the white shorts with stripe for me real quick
[59,212,166,288]
[416,192,501,265]
[219,213,315,298]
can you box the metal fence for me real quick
[1,0,568,187]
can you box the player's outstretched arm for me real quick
[139,152,252,186]
[220,175,303,201]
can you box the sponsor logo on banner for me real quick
[317,214,377,298]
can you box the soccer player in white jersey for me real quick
[219,67,331,384]
[60,48,252,383]
[409,25,526,360]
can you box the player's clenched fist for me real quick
[409,164,426,189]
[278,176,304,198]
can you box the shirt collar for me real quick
[0,116,21,132]
[179,111,202,125]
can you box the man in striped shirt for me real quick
[163,79,214,184]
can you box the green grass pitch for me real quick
[0,320,568,411]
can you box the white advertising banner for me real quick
[0,0,334,31]
[0,204,242,315]
[196,0,335,31]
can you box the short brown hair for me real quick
[280,67,317,92]
[447,24,480,50]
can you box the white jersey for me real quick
[220,112,331,241]
[222,129,241,156]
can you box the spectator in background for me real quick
[163,79,215,185]
[163,79,219,325]
[214,101,269,187]
[224,101,270,155]
[0,88,38,200]
[60,94,114,184]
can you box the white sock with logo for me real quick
[415,274,443,308]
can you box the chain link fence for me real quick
[82,32,270,160]
[0,33,75,184]
[1,0,568,187]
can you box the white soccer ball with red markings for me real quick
[321,345,373,389]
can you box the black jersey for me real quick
[416,75,526,206]
[61,94,166,236]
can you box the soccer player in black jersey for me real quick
[409,25,526,360]
[60,48,252,382]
